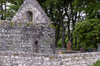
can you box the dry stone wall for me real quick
[0,20,55,54]
[0,51,100,66]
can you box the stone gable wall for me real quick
[12,0,50,25]
[0,20,55,54]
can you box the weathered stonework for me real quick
[12,0,50,25]
[0,51,100,66]
[0,21,55,54]
[4,0,56,54]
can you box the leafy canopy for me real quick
[73,0,100,19]
[73,18,100,47]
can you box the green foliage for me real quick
[74,0,100,19]
[0,21,2,25]
[42,0,63,7]
[26,22,30,26]
[8,5,20,11]
[73,18,100,48]
[93,60,100,66]
[49,20,52,22]
[57,38,62,48]
[49,24,55,29]
[57,37,68,48]
[10,22,14,25]
[19,23,22,26]
[0,0,24,20]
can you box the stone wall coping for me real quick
[0,51,99,56]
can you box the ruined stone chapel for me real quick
[0,0,55,54]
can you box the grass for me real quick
[93,60,100,66]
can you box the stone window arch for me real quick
[34,41,39,53]
[26,11,33,22]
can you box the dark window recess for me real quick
[26,11,33,22]
[35,41,38,53]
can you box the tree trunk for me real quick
[70,2,74,47]
[0,4,2,20]
[70,1,77,49]
[78,40,80,50]
[1,3,3,20]
[67,20,70,41]
[65,7,70,41]
[61,23,65,48]
[75,38,77,49]
[55,25,60,47]
[60,13,65,48]
[5,1,6,20]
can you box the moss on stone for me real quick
[11,22,14,25]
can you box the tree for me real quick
[73,18,100,48]
[0,0,6,20]
[73,0,100,49]
[0,0,24,20]
[42,0,79,48]
[74,0,100,19]
[42,0,66,48]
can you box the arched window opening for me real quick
[26,11,33,22]
[35,41,38,53]
[35,41,38,44]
